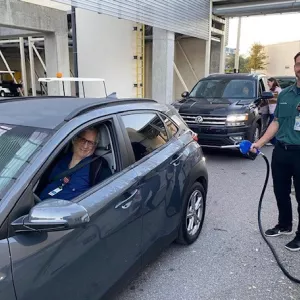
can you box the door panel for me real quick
[0,239,16,300]
[8,168,142,300]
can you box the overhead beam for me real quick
[0,27,40,39]
[0,0,67,33]
[213,1,300,17]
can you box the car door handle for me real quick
[115,189,138,209]
[170,153,183,166]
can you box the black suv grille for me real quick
[181,114,227,126]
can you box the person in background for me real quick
[266,77,282,146]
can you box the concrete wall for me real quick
[76,9,135,98]
[145,37,207,101]
[263,41,300,76]
[174,38,206,99]
[210,40,221,74]
[21,0,70,11]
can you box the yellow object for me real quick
[134,23,145,98]
[56,72,63,78]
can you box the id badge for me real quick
[48,187,63,196]
[294,116,300,131]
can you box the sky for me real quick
[227,13,300,56]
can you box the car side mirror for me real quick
[11,199,90,233]
[181,91,190,98]
[261,91,274,100]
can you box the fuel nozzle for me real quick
[239,140,260,160]
[221,140,260,160]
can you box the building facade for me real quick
[1,0,229,103]
[263,41,300,76]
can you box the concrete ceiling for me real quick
[213,0,300,17]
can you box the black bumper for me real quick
[189,125,250,148]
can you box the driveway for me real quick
[115,146,300,300]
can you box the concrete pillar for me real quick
[152,28,175,104]
[219,34,226,73]
[204,0,212,76]
[44,32,71,96]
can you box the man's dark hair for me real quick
[294,52,300,63]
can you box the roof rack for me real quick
[65,98,157,121]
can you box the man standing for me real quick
[251,52,300,251]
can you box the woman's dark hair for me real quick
[268,77,280,91]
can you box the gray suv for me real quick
[0,96,208,300]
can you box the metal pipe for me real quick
[71,4,79,97]
[176,41,198,81]
[213,1,300,17]
[28,36,36,96]
[173,62,188,91]
[19,37,28,96]
[32,43,47,72]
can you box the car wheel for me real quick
[250,122,261,143]
[176,182,206,245]
[0,91,5,97]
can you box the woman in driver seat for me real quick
[38,127,112,201]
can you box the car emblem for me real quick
[195,116,204,123]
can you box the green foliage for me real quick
[225,54,250,73]
[246,43,268,71]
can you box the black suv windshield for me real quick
[0,124,52,199]
[189,78,256,100]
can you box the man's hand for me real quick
[250,142,262,153]
[249,120,279,153]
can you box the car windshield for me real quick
[189,78,256,101]
[0,124,52,199]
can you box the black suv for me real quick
[274,76,296,89]
[173,73,273,148]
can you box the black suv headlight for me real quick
[226,114,248,126]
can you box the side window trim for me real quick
[117,110,171,165]
[30,115,126,199]
[158,112,179,139]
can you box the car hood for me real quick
[177,97,251,115]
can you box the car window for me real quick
[121,112,169,162]
[35,121,117,202]
[190,79,256,99]
[0,124,52,200]
[159,114,179,137]
[259,79,265,94]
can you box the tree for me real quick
[246,43,268,71]
[225,54,250,73]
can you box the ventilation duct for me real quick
[213,0,300,17]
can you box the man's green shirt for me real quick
[274,84,300,145]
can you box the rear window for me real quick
[190,78,256,99]
[0,124,52,199]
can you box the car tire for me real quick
[0,91,5,97]
[249,122,261,143]
[176,182,206,245]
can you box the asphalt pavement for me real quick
[115,146,300,300]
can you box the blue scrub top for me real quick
[39,153,92,201]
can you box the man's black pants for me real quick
[272,143,300,236]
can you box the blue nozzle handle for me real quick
[239,140,260,155]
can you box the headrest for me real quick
[95,125,110,155]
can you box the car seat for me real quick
[95,124,116,174]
